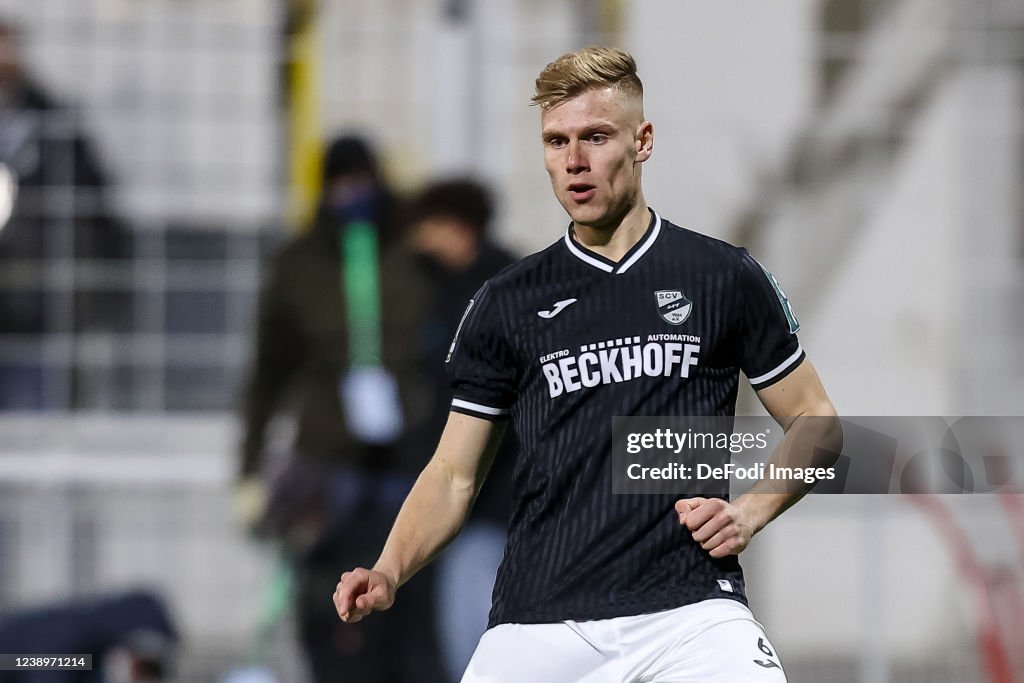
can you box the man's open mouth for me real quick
[568,184,596,200]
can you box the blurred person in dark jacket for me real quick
[237,134,447,683]
[405,179,516,679]
[0,18,128,409]
[0,589,177,683]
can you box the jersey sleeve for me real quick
[735,250,805,390]
[444,283,518,420]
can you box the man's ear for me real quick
[635,121,654,163]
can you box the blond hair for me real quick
[532,47,643,110]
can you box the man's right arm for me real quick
[333,411,505,623]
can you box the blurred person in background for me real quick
[0,18,128,410]
[0,589,177,683]
[404,179,516,679]
[237,134,447,683]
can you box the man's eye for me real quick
[589,134,608,143]
[548,138,567,148]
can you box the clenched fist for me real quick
[333,567,397,623]
[675,497,756,559]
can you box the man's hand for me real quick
[333,567,397,623]
[675,497,757,559]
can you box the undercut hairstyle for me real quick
[532,46,643,110]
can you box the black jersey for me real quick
[446,210,804,626]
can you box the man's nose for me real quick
[565,140,588,174]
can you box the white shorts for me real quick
[461,599,787,683]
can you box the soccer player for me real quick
[334,47,839,681]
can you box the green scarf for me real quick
[340,221,383,368]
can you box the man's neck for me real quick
[572,200,651,263]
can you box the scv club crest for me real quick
[655,290,692,325]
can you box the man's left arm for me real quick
[676,359,841,558]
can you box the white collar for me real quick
[563,210,662,275]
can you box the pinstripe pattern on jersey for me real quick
[447,210,803,626]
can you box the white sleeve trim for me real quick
[452,398,510,417]
[748,345,804,386]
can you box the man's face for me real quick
[411,216,477,271]
[325,171,377,208]
[540,86,652,230]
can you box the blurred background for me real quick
[0,0,1022,682]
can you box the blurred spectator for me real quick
[405,179,516,679]
[0,18,128,410]
[0,589,177,683]
[237,134,447,683]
